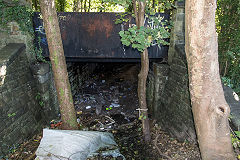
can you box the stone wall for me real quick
[0,0,36,62]
[148,47,196,142]
[168,0,185,65]
[67,63,97,98]
[147,0,196,143]
[0,44,98,156]
[0,43,45,156]
[31,63,59,121]
[148,44,196,142]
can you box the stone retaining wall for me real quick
[0,43,45,155]
[67,63,97,98]
[0,43,98,156]
[147,45,196,143]
[31,62,59,121]
[147,0,196,143]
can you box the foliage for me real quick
[35,92,45,107]
[7,112,16,118]
[32,0,125,12]
[0,0,33,33]
[230,130,240,159]
[33,0,174,12]
[231,131,240,149]
[217,0,240,94]
[119,16,171,52]
[56,0,67,11]
[34,36,48,62]
[0,0,47,62]
[105,0,173,53]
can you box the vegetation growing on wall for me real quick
[0,0,33,33]
[0,0,46,62]
[217,0,240,94]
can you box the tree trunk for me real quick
[73,0,80,12]
[33,0,38,11]
[88,0,91,12]
[80,0,83,12]
[138,49,151,142]
[39,0,78,130]
[84,0,87,12]
[134,0,151,142]
[185,0,235,159]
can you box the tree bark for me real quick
[134,0,151,142]
[138,49,151,142]
[88,0,91,12]
[185,0,235,159]
[84,0,87,12]
[39,0,78,130]
[73,0,80,12]
[33,0,38,11]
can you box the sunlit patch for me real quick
[233,92,239,101]
[52,1,55,8]
[0,65,6,86]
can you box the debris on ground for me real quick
[2,64,202,160]
[35,129,125,160]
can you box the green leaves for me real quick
[217,0,240,94]
[119,15,171,53]
[0,0,33,33]
[8,113,16,118]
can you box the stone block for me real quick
[174,21,184,33]
[37,81,50,93]
[0,44,25,67]
[6,127,22,144]
[177,8,185,14]
[176,13,185,22]
[0,120,6,133]
[172,57,187,67]
[1,91,13,103]
[34,111,43,122]
[30,63,50,76]
[42,91,50,102]
[36,72,50,84]
[18,94,30,107]
[170,64,187,75]
[11,86,25,98]
[5,80,19,91]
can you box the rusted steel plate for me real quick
[33,12,169,62]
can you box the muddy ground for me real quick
[2,63,203,160]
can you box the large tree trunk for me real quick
[185,0,235,159]
[39,0,78,130]
[133,0,151,142]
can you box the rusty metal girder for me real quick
[33,12,169,62]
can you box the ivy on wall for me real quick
[0,0,33,33]
[0,0,46,62]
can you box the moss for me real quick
[59,88,64,96]
[48,16,53,23]
[53,51,59,66]
[67,118,77,128]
